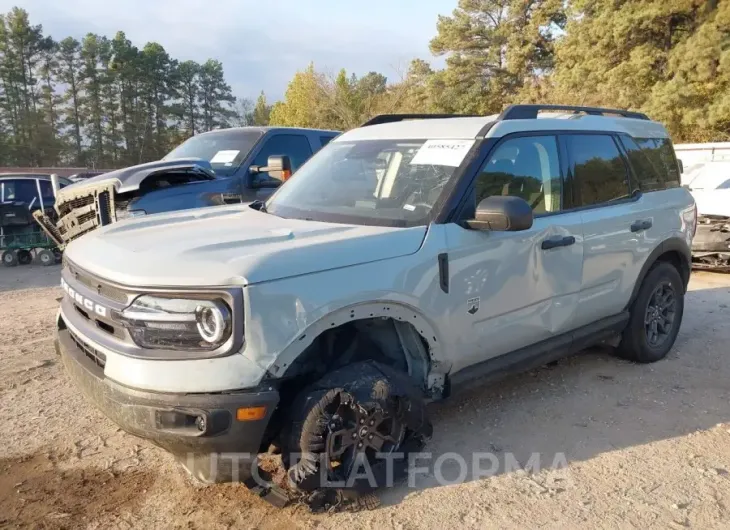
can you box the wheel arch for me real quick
[267,301,448,397]
[628,237,691,309]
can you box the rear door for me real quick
[565,133,652,327]
[445,134,584,371]
[244,133,315,201]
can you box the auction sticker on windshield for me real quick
[410,140,475,167]
[210,150,240,165]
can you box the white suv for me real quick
[55,105,696,507]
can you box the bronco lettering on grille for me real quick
[61,278,108,317]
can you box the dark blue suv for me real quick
[37,127,339,247]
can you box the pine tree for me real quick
[57,37,85,165]
[176,60,200,136]
[429,0,566,114]
[197,59,236,131]
[252,91,271,126]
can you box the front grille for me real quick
[73,303,123,338]
[67,262,129,304]
[77,211,96,226]
[58,195,94,216]
[55,183,117,244]
[69,328,107,369]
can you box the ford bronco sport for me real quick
[55,105,696,508]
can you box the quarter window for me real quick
[567,135,630,207]
[473,135,562,213]
[634,137,681,188]
[620,136,665,192]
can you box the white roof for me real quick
[339,116,498,141]
[336,113,670,142]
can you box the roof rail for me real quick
[499,104,649,121]
[361,114,479,127]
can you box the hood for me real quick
[60,158,216,196]
[64,205,427,287]
[691,189,730,218]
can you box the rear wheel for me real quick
[17,249,32,265]
[2,250,18,267]
[38,249,55,267]
[617,262,684,363]
[284,361,432,509]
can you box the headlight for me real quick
[119,295,232,351]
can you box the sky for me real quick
[3,0,454,101]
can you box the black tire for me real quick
[53,249,63,263]
[284,361,432,504]
[17,249,32,265]
[38,249,55,267]
[617,262,684,363]
[2,250,18,267]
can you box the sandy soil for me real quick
[1,264,729,529]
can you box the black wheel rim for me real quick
[324,394,405,479]
[645,281,677,348]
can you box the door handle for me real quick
[541,235,576,250]
[630,219,653,232]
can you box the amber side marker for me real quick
[236,406,267,421]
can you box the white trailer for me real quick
[674,142,730,184]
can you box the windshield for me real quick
[265,139,471,227]
[163,129,264,177]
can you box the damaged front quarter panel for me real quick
[36,159,216,248]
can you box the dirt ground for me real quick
[1,264,729,529]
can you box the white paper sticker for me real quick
[410,140,475,167]
[210,150,240,164]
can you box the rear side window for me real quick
[252,134,314,187]
[634,137,681,188]
[566,134,630,207]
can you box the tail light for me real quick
[690,202,698,238]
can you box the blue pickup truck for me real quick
[36,127,339,247]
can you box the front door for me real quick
[444,134,584,372]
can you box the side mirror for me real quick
[250,155,292,183]
[677,159,684,174]
[465,196,533,232]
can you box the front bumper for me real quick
[56,327,279,483]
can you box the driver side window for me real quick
[473,135,562,214]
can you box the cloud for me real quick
[3,0,447,100]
